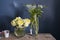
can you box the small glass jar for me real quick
[14,28,25,37]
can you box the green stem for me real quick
[34,14,39,35]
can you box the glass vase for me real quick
[14,28,25,37]
[30,14,39,36]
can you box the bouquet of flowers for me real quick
[25,4,44,36]
[11,17,30,37]
[11,17,30,28]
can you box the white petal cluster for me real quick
[23,18,31,27]
[38,5,43,8]
[11,17,30,28]
[26,4,44,9]
[26,4,36,10]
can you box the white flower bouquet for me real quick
[25,4,44,36]
[11,17,30,37]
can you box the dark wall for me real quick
[53,0,60,40]
[0,0,59,40]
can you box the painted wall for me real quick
[0,0,59,39]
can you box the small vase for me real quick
[14,28,25,37]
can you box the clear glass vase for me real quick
[14,28,25,37]
[30,14,39,36]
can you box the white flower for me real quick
[38,5,43,8]
[11,20,16,26]
[26,4,36,10]
[26,4,32,9]
[23,18,30,27]
[26,4,44,9]
[32,5,36,8]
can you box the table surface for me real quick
[0,33,56,40]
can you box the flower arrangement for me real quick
[11,17,30,37]
[11,17,30,28]
[25,4,44,35]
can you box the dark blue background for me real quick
[0,0,60,40]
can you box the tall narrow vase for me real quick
[34,14,39,35]
[30,14,39,36]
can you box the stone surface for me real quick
[0,33,56,40]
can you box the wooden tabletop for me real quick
[0,33,56,40]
